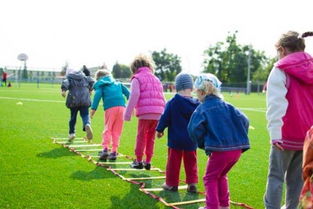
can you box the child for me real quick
[124,55,165,170]
[90,68,130,161]
[156,73,200,193]
[187,73,250,209]
[264,31,313,209]
[61,68,94,142]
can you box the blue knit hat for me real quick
[175,73,194,91]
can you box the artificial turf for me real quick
[0,83,270,209]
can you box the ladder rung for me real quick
[143,185,187,192]
[126,176,165,181]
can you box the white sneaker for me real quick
[68,133,75,142]
[85,124,93,141]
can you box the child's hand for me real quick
[124,113,131,121]
[273,142,284,151]
[90,109,96,119]
[156,131,164,138]
[61,91,66,97]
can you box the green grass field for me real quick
[0,83,270,209]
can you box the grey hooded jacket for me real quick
[61,71,94,108]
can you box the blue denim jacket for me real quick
[187,95,250,155]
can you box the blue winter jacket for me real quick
[156,94,200,151]
[91,76,130,111]
[187,95,250,155]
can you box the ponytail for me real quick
[302,32,313,38]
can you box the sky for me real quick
[1,0,313,74]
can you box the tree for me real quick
[112,62,131,79]
[252,58,276,82]
[60,62,68,76]
[152,49,182,81]
[22,65,28,79]
[203,31,269,84]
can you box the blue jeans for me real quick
[69,106,90,134]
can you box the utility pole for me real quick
[246,47,251,94]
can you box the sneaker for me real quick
[143,162,151,170]
[130,160,143,169]
[187,184,197,193]
[99,149,109,161]
[85,124,93,141]
[68,133,75,142]
[162,183,178,192]
[108,152,117,161]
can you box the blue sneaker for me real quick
[130,160,143,169]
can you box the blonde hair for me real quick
[276,31,313,52]
[197,80,223,99]
[95,69,110,81]
[130,54,155,73]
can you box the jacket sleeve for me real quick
[235,108,249,132]
[266,67,288,142]
[121,84,130,100]
[156,101,170,132]
[91,88,102,110]
[61,79,69,91]
[187,108,206,149]
[124,79,140,121]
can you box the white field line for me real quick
[239,107,266,113]
[1,96,266,113]
[0,96,63,103]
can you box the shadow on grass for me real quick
[37,147,75,158]
[70,166,114,181]
[155,190,201,209]
[109,184,159,209]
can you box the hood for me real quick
[93,76,115,89]
[67,71,85,80]
[174,94,199,114]
[276,52,313,85]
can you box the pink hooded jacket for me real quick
[267,52,313,150]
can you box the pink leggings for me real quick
[134,119,158,163]
[102,106,125,152]
[204,150,241,209]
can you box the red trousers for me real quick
[135,119,158,163]
[166,148,198,187]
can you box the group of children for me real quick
[61,55,250,209]
[60,31,313,209]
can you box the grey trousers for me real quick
[264,146,303,209]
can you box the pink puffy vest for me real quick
[131,67,165,116]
